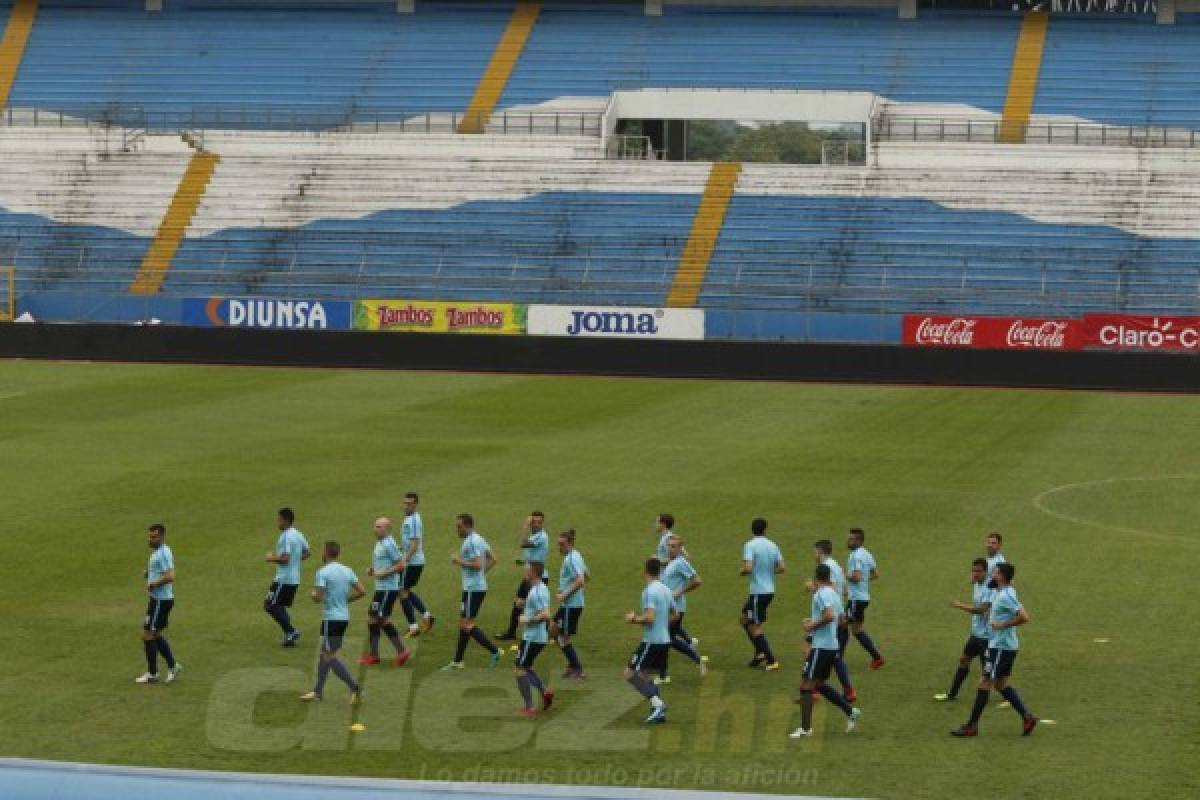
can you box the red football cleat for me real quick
[542,688,555,712]
[394,650,412,668]
[1023,715,1039,736]
[516,708,538,718]
[950,724,978,737]
[868,658,886,671]
[845,688,858,703]
[358,655,381,666]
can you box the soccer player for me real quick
[624,557,673,724]
[845,527,885,670]
[985,532,1006,576]
[811,539,856,702]
[263,507,310,647]
[136,524,181,684]
[301,541,365,704]
[935,558,992,702]
[514,561,555,717]
[497,511,549,641]
[553,528,589,680]
[952,563,1038,737]
[740,517,784,671]
[653,513,675,560]
[656,534,706,685]
[442,513,501,671]
[398,492,433,638]
[789,564,863,738]
[360,516,412,667]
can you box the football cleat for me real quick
[404,627,421,640]
[788,727,813,738]
[349,688,364,706]
[516,708,538,718]
[420,615,436,634]
[358,655,381,666]
[764,661,782,672]
[299,691,321,702]
[166,664,183,684]
[699,655,709,677]
[748,654,767,668]
[439,661,465,672]
[542,688,555,712]
[868,658,886,671]
[393,650,412,668]
[950,724,978,737]
[844,688,858,704]
[653,676,672,686]
[934,693,954,701]
[645,705,668,724]
[282,632,301,648]
[134,672,158,685]
[1023,715,1039,736]
[846,707,863,733]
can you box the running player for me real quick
[952,563,1038,737]
[264,507,310,647]
[985,532,1006,576]
[845,528,885,670]
[398,492,433,638]
[514,561,555,717]
[552,528,589,680]
[624,557,673,724]
[442,513,501,671]
[653,513,675,560]
[301,541,365,704]
[810,539,855,702]
[741,517,784,671]
[136,524,181,685]
[498,512,549,641]
[935,558,992,702]
[360,517,412,667]
[789,563,863,738]
[656,534,705,685]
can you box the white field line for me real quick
[1031,475,1200,544]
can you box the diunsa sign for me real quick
[527,305,705,340]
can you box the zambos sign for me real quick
[182,298,351,330]
[354,300,526,335]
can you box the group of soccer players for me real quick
[134,501,1037,737]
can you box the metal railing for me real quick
[0,105,605,137]
[875,115,1200,148]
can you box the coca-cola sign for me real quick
[902,316,1082,351]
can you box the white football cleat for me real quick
[788,727,813,738]
[699,655,709,677]
[847,707,863,733]
[166,664,183,684]
[134,673,158,684]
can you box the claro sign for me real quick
[1083,315,1200,352]
[527,305,705,340]
[902,316,1081,351]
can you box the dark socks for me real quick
[504,605,521,637]
[315,658,332,694]
[968,688,989,726]
[409,593,427,615]
[329,658,358,691]
[400,596,416,626]
[156,637,176,669]
[143,639,158,674]
[833,657,852,691]
[819,684,853,716]
[562,644,582,671]
[670,636,701,664]
[949,666,970,698]
[470,626,498,655]
[800,691,814,730]
[368,623,382,657]
[382,623,407,654]
[455,630,469,662]
[517,674,533,708]
[999,686,1030,717]
[627,673,660,700]
[753,634,776,663]
[854,630,882,660]
[266,604,295,635]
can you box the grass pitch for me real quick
[0,360,1197,799]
